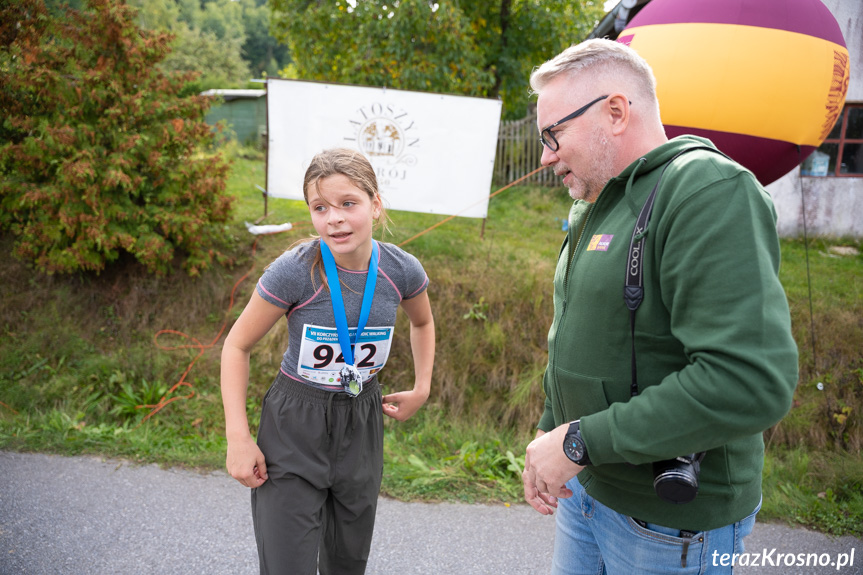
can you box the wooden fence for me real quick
[493,111,557,186]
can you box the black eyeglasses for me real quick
[539,95,609,152]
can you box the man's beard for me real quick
[568,126,616,203]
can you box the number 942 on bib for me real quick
[297,324,394,385]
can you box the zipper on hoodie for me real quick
[554,202,594,419]
[563,204,594,307]
[553,202,593,421]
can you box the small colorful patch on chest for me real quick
[586,234,614,252]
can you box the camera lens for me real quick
[652,456,700,504]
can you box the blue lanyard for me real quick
[319,239,379,369]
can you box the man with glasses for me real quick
[521,39,798,574]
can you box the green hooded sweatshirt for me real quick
[539,135,798,531]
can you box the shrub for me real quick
[0,0,234,275]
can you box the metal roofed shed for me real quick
[201,89,267,147]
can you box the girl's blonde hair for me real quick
[290,148,390,288]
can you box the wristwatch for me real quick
[563,420,591,466]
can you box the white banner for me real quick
[266,79,502,218]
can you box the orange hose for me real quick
[141,237,262,422]
[398,165,547,247]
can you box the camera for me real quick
[652,452,705,504]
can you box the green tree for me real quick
[0,0,234,276]
[462,0,606,117]
[163,25,252,91]
[268,0,604,118]
[128,0,290,85]
[239,0,291,77]
[270,0,492,96]
[130,0,252,90]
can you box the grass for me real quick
[1,147,861,536]
[771,238,863,457]
[381,405,530,504]
[761,447,863,536]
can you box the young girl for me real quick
[221,148,435,575]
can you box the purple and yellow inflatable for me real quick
[619,0,850,185]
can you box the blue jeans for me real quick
[552,478,760,575]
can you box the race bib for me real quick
[296,324,394,386]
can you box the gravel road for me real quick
[1,451,859,574]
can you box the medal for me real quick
[340,365,363,397]
[319,240,379,397]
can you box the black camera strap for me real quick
[624,146,724,397]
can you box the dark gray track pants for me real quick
[252,372,384,575]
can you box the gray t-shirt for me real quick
[256,239,428,392]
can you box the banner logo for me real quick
[345,102,419,188]
[360,118,403,157]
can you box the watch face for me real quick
[564,435,585,462]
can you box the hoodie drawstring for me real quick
[325,392,334,438]
[325,387,361,439]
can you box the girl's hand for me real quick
[226,437,269,488]
[382,388,429,421]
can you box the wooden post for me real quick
[256,185,268,223]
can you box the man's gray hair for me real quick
[530,38,658,110]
